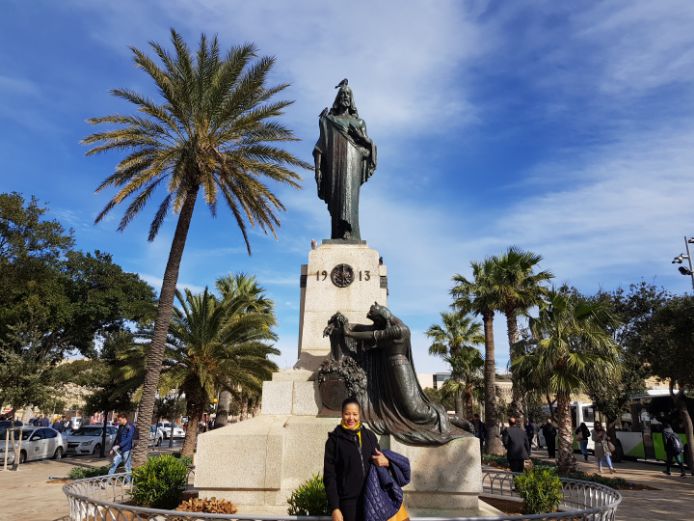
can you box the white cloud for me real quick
[73,0,491,144]
[0,75,41,97]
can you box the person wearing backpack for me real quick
[575,422,591,462]
[663,423,686,477]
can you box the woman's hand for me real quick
[372,449,389,468]
[332,509,343,521]
[343,324,354,338]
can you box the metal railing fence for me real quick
[63,468,621,521]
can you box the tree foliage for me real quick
[426,312,484,418]
[0,193,155,410]
[514,288,620,472]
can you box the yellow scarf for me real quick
[341,420,362,447]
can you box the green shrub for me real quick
[131,454,188,509]
[287,473,329,515]
[481,454,509,467]
[514,467,564,514]
[68,465,111,480]
[179,455,193,468]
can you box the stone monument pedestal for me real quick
[194,369,481,514]
[297,241,387,371]
[193,241,481,514]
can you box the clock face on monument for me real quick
[330,264,354,288]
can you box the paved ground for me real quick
[532,448,694,521]
[2,446,692,521]
[0,442,182,521]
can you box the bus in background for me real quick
[536,401,596,451]
[614,390,692,464]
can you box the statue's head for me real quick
[331,81,359,117]
[367,302,392,327]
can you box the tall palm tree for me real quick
[489,247,553,420]
[451,259,505,454]
[426,312,484,417]
[513,289,619,472]
[166,286,278,456]
[84,30,308,465]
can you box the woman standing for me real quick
[324,398,390,521]
[575,422,591,462]
[591,422,615,473]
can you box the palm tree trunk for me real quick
[100,412,107,458]
[455,382,464,417]
[214,390,232,428]
[505,311,524,423]
[241,398,249,421]
[181,397,204,458]
[131,186,198,468]
[464,385,475,419]
[483,311,503,455]
[556,391,574,473]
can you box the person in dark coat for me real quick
[502,417,530,473]
[663,423,686,477]
[324,398,390,521]
[524,420,536,454]
[471,413,486,453]
[575,422,591,461]
[541,418,557,459]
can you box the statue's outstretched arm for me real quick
[349,323,375,333]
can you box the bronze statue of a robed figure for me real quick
[313,79,376,241]
[323,304,473,446]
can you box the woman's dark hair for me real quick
[341,397,360,412]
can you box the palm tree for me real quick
[489,247,553,420]
[166,286,278,456]
[442,348,484,419]
[513,289,619,472]
[213,273,273,428]
[84,30,308,466]
[426,312,484,417]
[451,259,505,454]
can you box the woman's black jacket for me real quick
[323,425,379,511]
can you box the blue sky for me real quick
[2,1,694,373]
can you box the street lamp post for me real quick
[672,236,694,290]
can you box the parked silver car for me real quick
[0,427,67,464]
[65,425,117,455]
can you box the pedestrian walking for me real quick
[592,422,615,474]
[575,422,590,461]
[502,417,530,473]
[471,413,487,454]
[52,416,66,433]
[108,413,135,478]
[663,423,686,477]
[525,420,536,454]
[541,418,557,459]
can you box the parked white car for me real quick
[154,422,185,440]
[65,425,117,455]
[0,427,67,464]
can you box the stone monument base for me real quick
[194,373,481,514]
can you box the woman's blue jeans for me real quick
[598,452,613,471]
